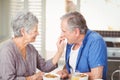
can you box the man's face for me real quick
[60,19,76,44]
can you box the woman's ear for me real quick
[20,28,25,36]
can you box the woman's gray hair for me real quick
[11,11,38,37]
[61,11,88,34]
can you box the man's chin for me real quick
[30,39,36,43]
[67,42,73,44]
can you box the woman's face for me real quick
[24,24,39,43]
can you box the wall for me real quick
[46,0,65,52]
[80,0,120,31]
[0,0,10,42]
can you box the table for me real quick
[61,78,70,80]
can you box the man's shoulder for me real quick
[88,30,103,41]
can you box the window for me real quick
[46,0,65,59]
[0,0,45,56]
[0,0,10,42]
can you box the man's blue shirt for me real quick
[65,30,107,80]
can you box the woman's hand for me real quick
[52,36,66,65]
[26,71,44,80]
[56,36,66,54]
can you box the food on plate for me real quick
[76,73,87,77]
[45,73,58,78]
[43,73,60,80]
[71,73,88,80]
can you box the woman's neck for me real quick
[13,37,27,60]
[13,37,27,49]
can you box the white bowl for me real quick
[71,73,88,80]
[43,73,60,80]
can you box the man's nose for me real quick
[36,31,39,35]
[61,32,65,37]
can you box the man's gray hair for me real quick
[11,11,38,37]
[61,11,88,34]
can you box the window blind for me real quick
[9,0,46,57]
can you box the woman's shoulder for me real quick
[0,39,13,49]
[27,44,38,53]
[0,39,16,58]
[27,43,36,49]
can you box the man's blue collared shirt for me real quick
[65,30,107,80]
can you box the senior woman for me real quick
[0,11,65,80]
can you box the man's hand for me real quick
[57,69,69,79]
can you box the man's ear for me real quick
[75,28,80,37]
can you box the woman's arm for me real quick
[0,48,26,80]
[36,36,66,72]
[26,72,44,80]
[52,36,66,65]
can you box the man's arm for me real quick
[85,66,103,80]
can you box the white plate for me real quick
[43,73,60,80]
[71,73,88,80]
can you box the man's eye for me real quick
[35,31,38,32]
[62,30,65,32]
